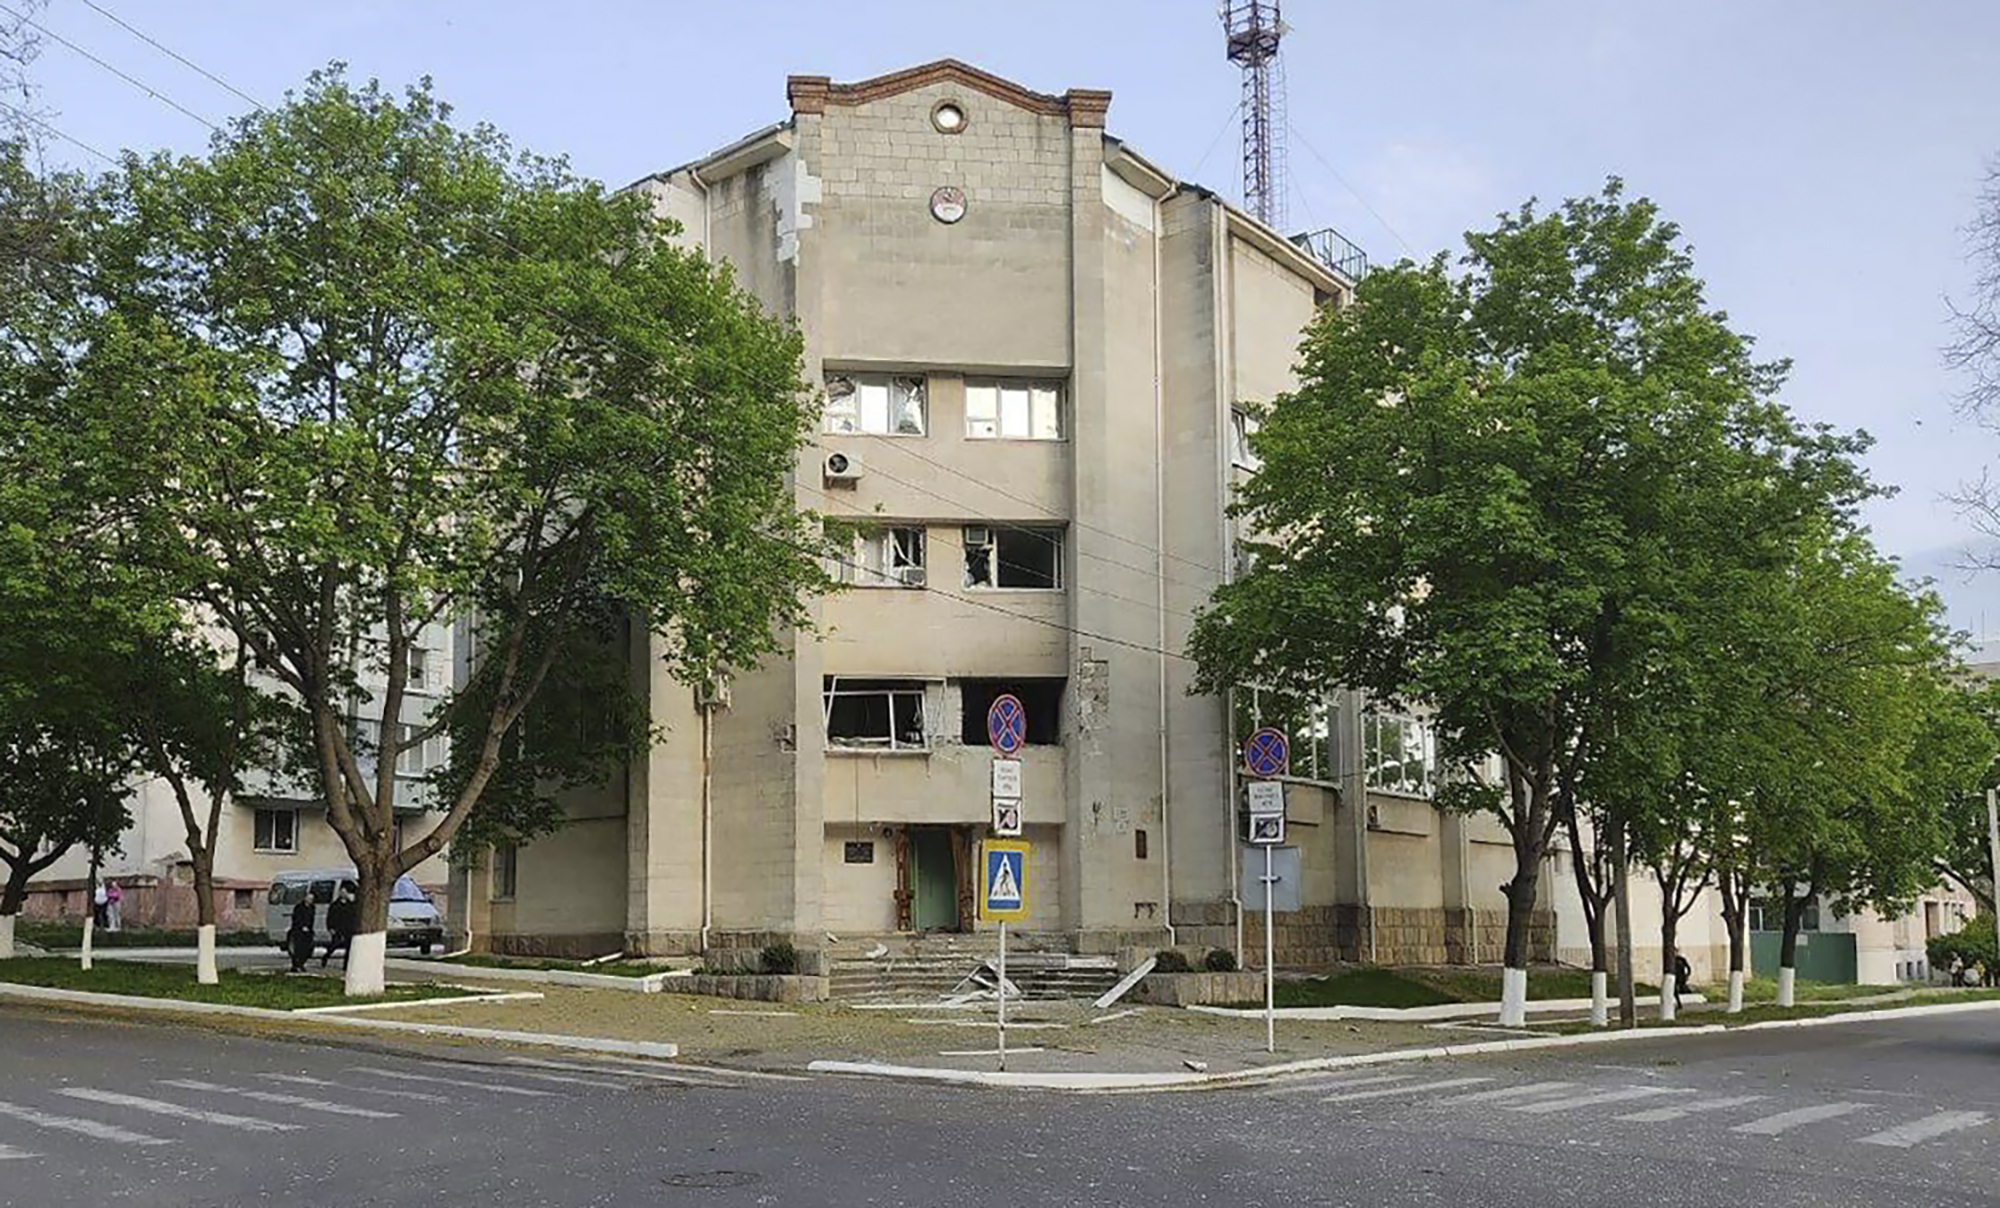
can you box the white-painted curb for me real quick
[0,981,679,1058]
[291,990,545,1015]
[807,996,2000,1093]
[384,957,685,994]
[1188,991,1704,1023]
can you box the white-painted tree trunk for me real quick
[79,915,94,971]
[343,931,387,996]
[1726,969,1745,1013]
[195,924,218,985]
[1659,981,1677,1021]
[1498,966,1528,1027]
[1589,971,1608,1027]
[1776,965,1796,1008]
[0,913,14,960]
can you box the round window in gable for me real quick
[931,100,967,134]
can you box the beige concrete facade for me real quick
[469,60,1574,970]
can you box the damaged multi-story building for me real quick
[452,58,1564,984]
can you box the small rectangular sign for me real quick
[979,840,1030,922]
[991,758,1023,800]
[1246,780,1285,815]
[1248,813,1286,846]
[992,799,1023,837]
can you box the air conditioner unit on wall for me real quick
[823,451,861,483]
[894,565,927,589]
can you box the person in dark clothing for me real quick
[321,883,358,970]
[1673,953,1693,1008]
[286,896,316,973]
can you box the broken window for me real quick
[958,679,1063,745]
[965,379,1063,440]
[836,526,926,588]
[962,525,1062,590]
[823,677,930,751]
[823,374,926,436]
[1363,711,1436,798]
[1230,407,1263,470]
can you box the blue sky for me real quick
[16,1,2000,631]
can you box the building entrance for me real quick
[910,827,962,931]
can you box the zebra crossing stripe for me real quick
[0,1144,38,1161]
[57,1088,301,1133]
[160,1080,400,1119]
[1442,1082,1576,1105]
[1617,1095,1765,1124]
[259,1073,448,1104]
[1262,1074,1411,1098]
[1858,1111,1991,1148]
[352,1066,558,1098]
[1320,1077,1492,1104]
[409,1060,628,1092]
[1512,1086,1690,1115]
[0,1098,171,1147]
[1730,1102,1866,1136]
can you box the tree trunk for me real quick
[1564,809,1611,1028]
[343,851,394,997]
[1614,836,1637,1028]
[1659,919,1679,1022]
[1585,908,1609,1028]
[1777,882,1806,1008]
[0,859,28,960]
[191,848,219,985]
[1719,871,1748,1013]
[81,849,99,971]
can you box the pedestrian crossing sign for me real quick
[979,840,1030,922]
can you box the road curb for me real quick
[1188,991,1705,1023]
[384,957,689,994]
[807,995,2000,1093]
[0,981,680,1059]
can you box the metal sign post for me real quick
[1243,726,1289,1054]
[979,839,1030,1072]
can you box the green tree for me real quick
[1933,678,2000,912]
[91,71,832,994]
[1189,182,1864,1023]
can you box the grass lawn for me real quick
[0,957,473,1011]
[15,921,277,950]
[425,953,670,978]
[1734,976,1896,1004]
[1549,986,2000,1033]
[1237,965,1660,1010]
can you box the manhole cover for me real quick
[661,1171,761,1190]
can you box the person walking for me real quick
[91,881,109,929]
[286,893,317,973]
[1673,952,1693,1009]
[104,880,123,932]
[321,883,358,970]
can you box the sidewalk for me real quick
[351,982,1446,1074]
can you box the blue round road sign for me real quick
[1243,726,1289,778]
[988,693,1028,756]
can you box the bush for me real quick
[759,941,799,975]
[1152,948,1192,973]
[1928,916,1997,985]
[1204,947,1239,973]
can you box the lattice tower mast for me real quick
[1221,1,1287,230]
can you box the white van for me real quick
[265,869,447,955]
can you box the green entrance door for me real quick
[911,828,958,931]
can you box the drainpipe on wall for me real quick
[1154,185,1178,948]
[1213,202,1244,966]
[699,700,714,954]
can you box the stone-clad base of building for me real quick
[1170,901,1556,970]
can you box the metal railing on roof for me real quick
[1292,226,1370,283]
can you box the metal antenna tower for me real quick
[1220,0,1287,230]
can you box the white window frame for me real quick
[837,526,927,588]
[1230,407,1263,470]
[393,723,448,777]
[965,379,1064,441]
[491,842,517,901]
[821,677,932,753]
[962,525,1064,591]
[406,645,434,692]
[253,807,298,854]
[1363,711,1438,799]
[824,373,927,436]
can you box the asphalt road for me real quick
[2,1004,1999,1206]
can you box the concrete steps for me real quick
[825,937,1119,1002]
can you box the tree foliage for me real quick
[1190,181,1864,982]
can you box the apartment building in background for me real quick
[23,622,458,929]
